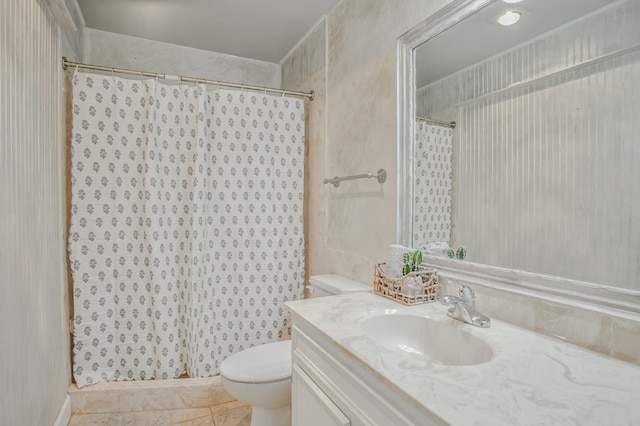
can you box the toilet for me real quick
[220,274,370,426]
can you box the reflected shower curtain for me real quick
[413,122,453,246]
[69,72,305,387]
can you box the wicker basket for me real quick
[373,262,440,305]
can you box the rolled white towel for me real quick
[420,242,450,258]
[386,244,413,278]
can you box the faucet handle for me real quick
[459,285,475,303]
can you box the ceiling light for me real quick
[502,0,523,3]
[497,10,521,26]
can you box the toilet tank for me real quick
[308,274,371,298]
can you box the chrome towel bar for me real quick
[323,169,386,188]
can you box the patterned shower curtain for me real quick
[413,122,453,247]
[69,71,305,387]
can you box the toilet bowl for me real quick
[220,274,370,426]
[221,340,292,426]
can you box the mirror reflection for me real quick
[411,0,640,291]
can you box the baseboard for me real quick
[53,395,71,426]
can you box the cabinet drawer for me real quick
[292,364,351,426]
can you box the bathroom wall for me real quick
[84,28,282,88]
[0,0,82,424]
[283,0,449,284]
[281,20,327,92]
[281,19,328,285]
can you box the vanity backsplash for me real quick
[436,274,640,365]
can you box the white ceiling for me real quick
[77,0,343,64]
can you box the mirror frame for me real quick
[396,0,640,317]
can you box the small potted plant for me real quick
[402,250,424,295]
[403,250,423,275]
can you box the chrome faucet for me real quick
[440,285,491,328]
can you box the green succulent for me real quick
[403,250,423,275]
[456,246,467,260]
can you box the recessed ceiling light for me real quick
[503,0,523,3]
[497,10,521,26]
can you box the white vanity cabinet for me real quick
[290,322,441,426]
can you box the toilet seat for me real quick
[220,340,292,384]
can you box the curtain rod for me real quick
[416,116,456,128]
[61,57,314,101]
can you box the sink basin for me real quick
[360,314,494,366]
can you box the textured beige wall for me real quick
[325,0,453,284]
[281,20,328,288]
[84,28,282,88]
[283,0,448,284]
[0,0,80,424]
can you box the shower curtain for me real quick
[413,122,453,247]
[69,71,305,387]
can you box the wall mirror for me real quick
[397,0,640,313]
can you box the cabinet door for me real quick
[292,364,351,426]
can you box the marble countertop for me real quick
[286,292,640,425]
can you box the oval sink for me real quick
[360,314,494,366]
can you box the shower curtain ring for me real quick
[72,62,80,83]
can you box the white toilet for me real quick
[220,274,370,426]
